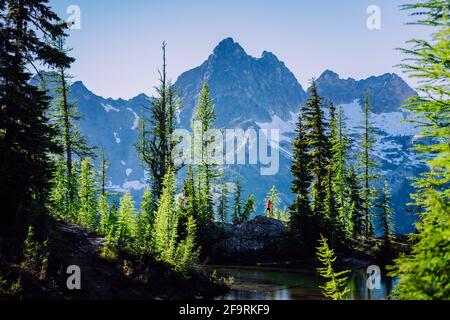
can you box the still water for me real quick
[211,266,395,300]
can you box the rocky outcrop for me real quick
[209,216,289,264]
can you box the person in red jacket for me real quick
[265,199,272,217]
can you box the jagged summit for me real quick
[318,69,341,81]
[212,37,247,58]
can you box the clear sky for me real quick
[48,0,431,99]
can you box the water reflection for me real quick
[212,267,395,300]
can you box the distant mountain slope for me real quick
[175,38,307,128]
[316,70,417,113]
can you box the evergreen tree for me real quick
[136,42,178,197]
[115,192,136,248]
[390,0,450,300]
[175,216,199,273]
[152,169,179,261]
[303,80,329,219]
[192,83,217,224]
[358,92,378,238]
[135,188,156,253]
[316,235,350,300]
[98,194,114,236]
[0,0,73,237]
[289,110,312,237]
[49,36,92,213]
[49,157,70,220]
[330,107,352,236]
[232,178,243,225]
[181,166,199,222]
[242,195,257,222]
[77,158,99,229]
[98,149,109,197]
[217,178,229,227]
[376,181,395,246]
[348,166,365,240]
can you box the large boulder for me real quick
[209,216,289,263]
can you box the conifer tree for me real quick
[303,80,329,219]
[0,0,73,236]
[217,178,229,227]
[348,167,365,240]
[77,158,99,229]
[289,110,312,236]
[115,192,136,248]
[359,92,377,238]
[330,107,352,236]
[49,158,70,220]
[376,181,395,246]
[98,149,109,197]
[390,0,450,300]
[192,83,217,224]
[232,178,243,225]
[316,235,350,300]
[242,195,257,222]
[49,36,92,211]
[181,166,199,222]
[175,216,199,273]
[98,194,113,236]
[136,42,178,197]
[152,169,179,260]
[135,188,156,253]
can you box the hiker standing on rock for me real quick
[265,199,272,217]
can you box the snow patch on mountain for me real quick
[114,132,121,144]
[126,168,133,177]
[102,103,120,113]
[122,180,145,191]
[342,100,417,137]
[127,107,139,130]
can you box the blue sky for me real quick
[49,0,431,99]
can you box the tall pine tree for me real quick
[0,0,73,237]
[358,92,377,238]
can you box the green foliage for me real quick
[358,92,378,238]
[152,170,178,260]
[242,195,257,222]
[289,110,313,238]
[192,83,218,224]
[136,42,179,197]
[21,226,49,279]
[217,178,229,227]
[330,107,352,236]
[98,194,117,236]
[316,235,350,300]
[115,192,136,248]
[135,188,156,253]
[232,178,243,225]
[175,216,200,273]
[0,0,73,236]
[390,0,450,300]
[77,158,99,229]
[375,181,395,245]
[303,81,329,218]
[49,158,70,220]
[348,166,365,240]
